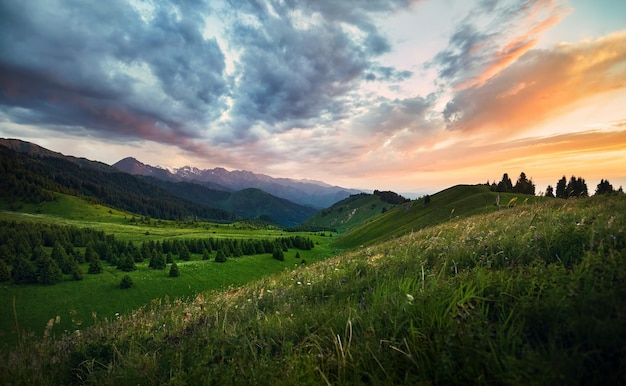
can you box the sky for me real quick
[1,0,625,196]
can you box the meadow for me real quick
[0,194,338,347]
[2,194,625,384]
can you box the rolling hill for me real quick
[2,192,624,384]
[299,192,394,232]
[142,176,317,227]
[334,184,540,248]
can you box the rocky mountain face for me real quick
[114,157,361,208]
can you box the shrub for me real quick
[120,275,133,289]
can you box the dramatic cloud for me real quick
[443,31,626,135]
[1,0,625,194]
[430,0,569,90]
[221,0,421,139]
[0,0,229,150]
[0,0,420,149]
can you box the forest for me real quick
[0,220,314,286]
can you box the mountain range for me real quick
[113,157,361,209]
[0,138,334,226]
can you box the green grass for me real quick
[334,184,541,248]
[300,193,390,233]
[0,194,339,347]
[2,194,625,384]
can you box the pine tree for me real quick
[37,255,63,285]
[169,262,180,277]
[12,256,38,284]
[555,176,567,198]
[179,246,191,261]
[88,257,103,274]
[0,259,11,282]
[150,253,166,270]
[117,254,136,272]
[120,274,133,289]
[215,249,227,263]
[71,262,83,281]
[496,173,514,192]
[596,179,614,195]
[272,246,284,261]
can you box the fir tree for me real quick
[88,257,103,274]
[12,256,38,284]
[169,262,180,277]
[215,249,227,263]
[150,253,166,270]
[0,259,11,282]
[120,275,133,289]
[37,255,63,285]
[71,262,83,281]
[272,246,284,261]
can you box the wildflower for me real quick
[406,294,414,303]
[535,234,541,241]
[297,281,302,285]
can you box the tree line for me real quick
[490,172,622,197]
[488,172,536,195]
[545,176,622,198]
[0,220,314,286]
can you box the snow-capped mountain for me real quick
[113,157,361,208]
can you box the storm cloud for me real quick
[0,0,419,148]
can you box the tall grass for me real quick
[1,195,625,384]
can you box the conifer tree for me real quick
[12,256,38,284]
[120,275,133,289]
[555,176,567,198]
[88,256,103,274]
[71,262,83,281]
[0,259,11,282]
[272,246,284,261]
[215,249,227,263]
[169,262,180,277]
[150,253,166,270]
[38,256,63,285]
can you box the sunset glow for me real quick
[1,0,625,196]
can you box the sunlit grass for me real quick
[2,195,624,384]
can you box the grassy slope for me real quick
[0,194,337,347]
[334,184,538,248]
[300,193,390,233]
[2,195,624,384]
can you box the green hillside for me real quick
[2,194,624,384]
[0,143,236,222]
[141,177,316,227]
[335,184,539,249]
[299,193,391,232]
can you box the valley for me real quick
[0,139,625,384]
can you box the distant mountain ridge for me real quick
[113,157,361,208]
[0,139,318,226]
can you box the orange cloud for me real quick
[445,31,626,138]
[458,0,568,90]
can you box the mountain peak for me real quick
[113,157,175,179]
[113,158,362,208]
